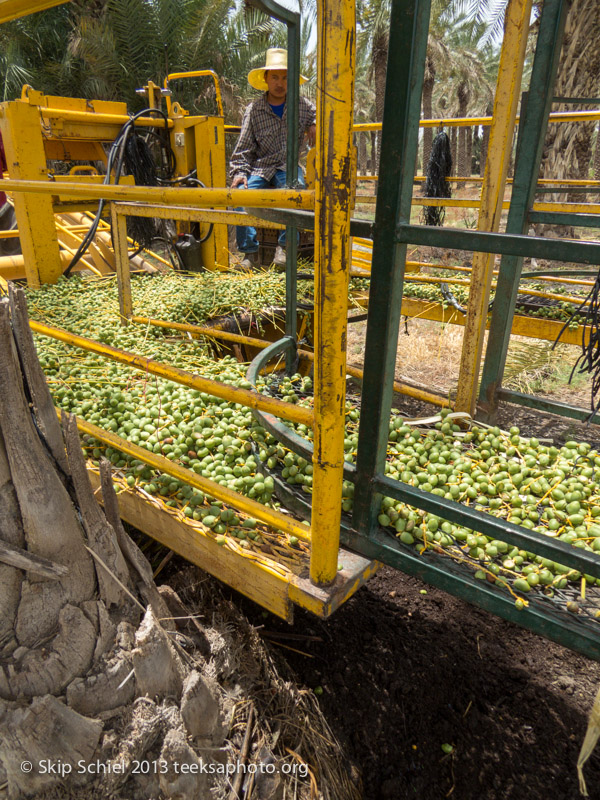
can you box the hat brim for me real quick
[247,67,308,92]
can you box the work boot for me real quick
[273,245,287,267]
[239,251,261,271]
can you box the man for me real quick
[230,48,316,270]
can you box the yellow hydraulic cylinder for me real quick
[455,0,533,415]
[311,0,355,586]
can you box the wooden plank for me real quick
[289,551,380,618]
[87,470,294,622]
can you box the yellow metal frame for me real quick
[0,0,68,23]
[30,318,314,427]
[7,0,599,621]
[79,422,378,621]
[164,70,224,117]
[352,108,600,131]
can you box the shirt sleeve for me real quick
[305,99,316,130]
[229,104,257,179]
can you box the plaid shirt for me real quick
[229,93,316,182]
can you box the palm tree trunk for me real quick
[480,105,492,177]
[457,83,470,177]
[466,126,473,177]
[540,0,600,207]
[358,132,368,174]
[373,30,388,176]
[422,55,436,174]
[370,130,377,175]
[451,127,458,177]
[594,123,600,181]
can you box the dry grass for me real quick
[346,315,595,409]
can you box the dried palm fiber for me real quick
[422,130,452,226]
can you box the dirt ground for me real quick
[238,566,600,800]
[210,392,600,800]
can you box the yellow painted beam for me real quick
[352,109,600,132]
[73,415,312,542]
[1,178,314,209]
[360,195,600,212]
[411,176,600,186]
[0,0,69,23]
[87,469,295,621]
[0,101,62,286]
[113,203,283,229]
[132,315,451,408]
[311,0,355,586]
[398,296,588,346]
[456,0,533,416]
[402,274,589,305]
[31,319,314,427]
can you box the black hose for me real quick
[63,108,174,277]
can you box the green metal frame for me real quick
[477,0,598,422]
[242,0,600,660]
[346,0,600,659]
[352,0,432,531]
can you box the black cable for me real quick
[158,172,214,244]
[63,108,174,276]
[552,271,600,421]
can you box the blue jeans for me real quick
[236,167,305,254]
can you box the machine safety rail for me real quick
[164,70,224,117]
[29,319,314,429]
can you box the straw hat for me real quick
[247,48,307,92]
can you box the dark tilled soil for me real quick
[238,398,600,800]
[243,568,600,800]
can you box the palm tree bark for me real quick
[466,125,473,176]
[422,54,436,173]
[457,82,470,176]
[481,105,492,177]
[451,126,458,176]
[370,130,377,175]
[358,132,368,173]
[540,0,600,198]
[372,28,388,174]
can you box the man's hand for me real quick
[307,125,316,148]
[231,174,248,189]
